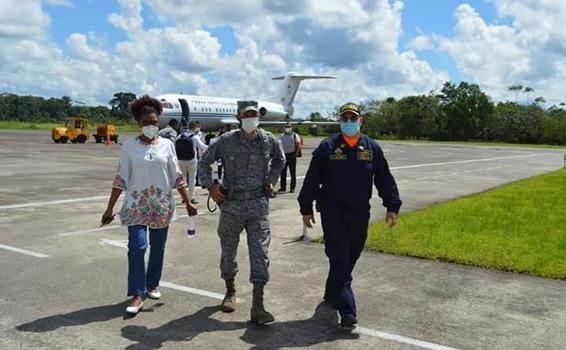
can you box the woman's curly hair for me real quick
[129,95,163,121]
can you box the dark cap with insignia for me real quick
[339,102,360,116]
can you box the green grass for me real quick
[383,138,566,150]
[0,121,61,130]
[0,121,139,133]
[365,169,566,279]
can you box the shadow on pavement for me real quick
[16,300,132,332]
[121,302,359,349]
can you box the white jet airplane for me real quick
[156,72,336,131]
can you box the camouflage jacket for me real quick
[198,129,286,192]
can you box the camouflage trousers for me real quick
[217,197,271,284]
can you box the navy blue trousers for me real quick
[321,206,369,317]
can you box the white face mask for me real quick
[284,127,292,133]
[142,125,158,139]
[241,117,259,133]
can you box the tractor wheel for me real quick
[94,135,101,143]
[113,135,119,143]
[53,138,60,144]
[77,135,87,144]
[60,137,68,144]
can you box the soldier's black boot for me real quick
[250,283,275,324]
[221,279,237,313]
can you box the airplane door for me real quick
[178,98,190,127]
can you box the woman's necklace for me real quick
[139,136,158,160]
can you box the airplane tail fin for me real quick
[268,72,336,116]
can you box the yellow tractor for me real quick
[93,124,119,143]
[52,117,89,144]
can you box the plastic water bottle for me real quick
[187,216,196,239]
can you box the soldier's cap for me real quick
[339,102,360,116]
[237,100,259,115]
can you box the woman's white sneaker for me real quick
[147,289,161,299]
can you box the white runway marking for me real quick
[0,244,50,258]
[98,238,243,303]
[58,225,121,236]
[389,153,538,170]
[99,239,128,249]
[1,153,542,211]
[355,326,461,350]
[159,281,231,302]
[292,154,538,182]
[0,195,108,210]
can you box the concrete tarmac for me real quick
[0,130,565,350]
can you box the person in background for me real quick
[297,102,402,329]
[101,95,197,315]
[199,101,285,324]
[176,121,208,205]
[194,121,204,187]
[210,126,227,180]
[230,123,239,131]
[278,123,301,193]
[157,119,179,143]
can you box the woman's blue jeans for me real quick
[127,225,168,297]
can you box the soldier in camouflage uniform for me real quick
[198,101,285,324]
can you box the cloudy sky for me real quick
[1,0,565,117]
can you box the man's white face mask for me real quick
[241,117,259,133]
[284,127,292,133]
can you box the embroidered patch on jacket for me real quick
[330,147,347,160]
[357,149,373,161]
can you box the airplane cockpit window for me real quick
[161,102,173,109]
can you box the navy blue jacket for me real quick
[298,133,402,215]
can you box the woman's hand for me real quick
[186,202,198,216]
[101,208,116,226]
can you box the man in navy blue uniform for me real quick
[298,102,402,328]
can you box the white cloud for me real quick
[408,35,433,51]
[437,1,566,104]
[44,0,73,6]
[0,0,50,39]
[0,0,451,116]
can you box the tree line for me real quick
[0,92,137,124]
[2,81,566,145]
[304,82,566,145]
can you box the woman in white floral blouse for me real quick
[101,95,197,314]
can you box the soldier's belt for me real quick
[226,187,266,201]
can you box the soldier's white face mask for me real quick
[241,117,259,133]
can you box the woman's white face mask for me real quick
[142,125,159,139]
[241,117,259,133]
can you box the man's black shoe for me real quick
[340,314,358,328]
